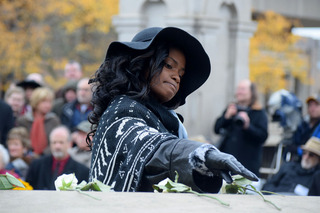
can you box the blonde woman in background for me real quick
[16,87,60,156]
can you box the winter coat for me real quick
[0,99,14,147]
[90,95,222,192]
[293,119,320,146]
[214,107,268,176]
[16,111,60,155]
[26,155,89,190]
[60,100,92,132]
[69,147,91,168]
[262,162,320,194]
[308,171,320,196]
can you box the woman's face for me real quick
[6,92,25,114]
[8,138,26,159]
[150,48,186,103]
[36,98,53,115]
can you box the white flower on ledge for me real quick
[55,173,78,191]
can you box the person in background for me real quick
[55,61,83,99]
[312,122,320,139]
[0,98,14,147]
[16,78,41,114]
[6,127,35,180]
[64,61,83,81]
[16,87,60,156]
[60,78,92,132]
[4,87,26,123]
[0,144,19,178]
[214,79,268,176]
[308,170,320,196]
[69,121,91,168]
[291,95,320,160]
[26,125,89,190]
[52,81,77,118]
[25,73,45,86]
[262,137,320,195]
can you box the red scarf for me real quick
[30,115,47,155]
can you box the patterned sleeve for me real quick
[90,96,177,192]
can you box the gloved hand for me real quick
[205,149,259,184]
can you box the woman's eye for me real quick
[165,63,172,69]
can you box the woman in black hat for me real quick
[87,27,258,192]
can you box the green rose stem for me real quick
[153,171,229,207]
[225,175,282,211]
[243,185,281,211]
[187,189,230,206]
[76,189,102,201]
[227,181,281,211]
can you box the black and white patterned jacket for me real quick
[90,95,222,192]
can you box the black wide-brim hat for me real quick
[16,79,41,89]
[105,27,211,107]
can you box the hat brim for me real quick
[306,97,320,104]
[106,27,211,107]
[301,145,320,157]
[17,80,41,89]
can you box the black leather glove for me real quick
[204,149,259,184]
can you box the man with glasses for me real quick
[262,137,320,195]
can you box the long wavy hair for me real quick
[86,42,173,147]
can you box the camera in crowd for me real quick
[233,105,250,127]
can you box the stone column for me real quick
[230,20,257,89]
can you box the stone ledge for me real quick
[0,191,318,213]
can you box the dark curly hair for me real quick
[86,42,176,147]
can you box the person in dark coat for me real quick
[263,137,320,195]
[290,95,320,161]
[87,27,258,193]
[52,81,77,118]
[293,95,320,146]
[0,99,14,147]
[308,171,320,196]
[60,78,92,132]
[214,80,268,176]
[26,125,89,190]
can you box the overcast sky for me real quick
[292,27,320,40]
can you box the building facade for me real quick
[112,0,320,142]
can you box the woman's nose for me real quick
[171,70,180,83]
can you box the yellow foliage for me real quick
[250,11,309,94]
[0,0,119,93]
[44,0,119,33]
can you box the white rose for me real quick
[154,178,171,193]
[55,173,78,191]
[219,180,227,194]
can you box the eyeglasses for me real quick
[303,151,317,158]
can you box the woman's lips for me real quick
[165,81,177,92]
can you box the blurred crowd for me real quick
[0,61,319,195]
[0,61,91,190]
